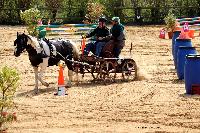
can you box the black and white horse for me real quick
[14,33,79,93]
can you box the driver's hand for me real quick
[98,37,103,40]
[82,35,86,39]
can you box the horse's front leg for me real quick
[33,67,39,94]
[38,59,49,87]
[38,67,49,87]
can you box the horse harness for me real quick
[39,39,56,58]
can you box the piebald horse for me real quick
[14,33,79,94]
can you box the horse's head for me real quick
[14,32,28,57]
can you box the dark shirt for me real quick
[110,24,125,40]
[86,26,110,39]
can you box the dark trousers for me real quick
[115,40,125,58]
[84,41,107,57]
[84,42,95,55]
[95,41,106,57]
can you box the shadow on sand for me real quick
[16,78,137,97]
[179,93,200,101]
[73,78,136,89]
[16,86,56,97]
[171,79,184,84]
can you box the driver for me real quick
[109,17,125,58]
[83,17,110,57]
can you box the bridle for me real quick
[14,37,28,54]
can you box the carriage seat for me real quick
[100,40,115,58]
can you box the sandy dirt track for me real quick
[1,25,200,133]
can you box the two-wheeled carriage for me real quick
[73,41,137,82]
[74,55,137,82]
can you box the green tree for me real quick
[20,8,41,36]
[0,0,19,24]
[18,0,31,11]
[85,1,105,23]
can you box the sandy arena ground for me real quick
[1,25,200,133]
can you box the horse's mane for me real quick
[69,39,80,60]
[26,35,41,49]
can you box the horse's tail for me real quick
[70,40,80,61]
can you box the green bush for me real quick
[20,8,41,36]
[164,10,177,32]
[0,66,19,131]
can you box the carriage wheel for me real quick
[91,67,100,80]
[99,61,116,82]
[91,61,101,80]
[121,60,137,81]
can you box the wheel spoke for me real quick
[100,61,116,82]
[122,60,137,81]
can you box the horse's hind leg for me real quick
[65,67,79,88]
[65,53,74,87]
[72,67,79,85]
[33,67,39,94]
[66,69,73,87]
[74,67,79,84]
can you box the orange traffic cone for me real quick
[58,63,64,86]
[55,63,66,96]
[81,38,86,54]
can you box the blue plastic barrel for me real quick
[185,54,200,94]
[174,39,192,68]
[177,46,197,80]
[172,31,181,59]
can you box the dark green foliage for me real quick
[1,0,200,24]
[0,0,20,24]
[45,0,64,22]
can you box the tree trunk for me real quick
[151,0,160,23]
[52,9,57,22]
[0,0,4,8]
[67,0,72,17]
[131,0,142,24]
[18,0,31,11]
[113,0,123,19]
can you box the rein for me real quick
[21,44,27,54]
[56,51,94,67]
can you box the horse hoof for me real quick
[44,83,49,87]
[34,89,39,94]
[65,84,71,88]
[75,82,79,86]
